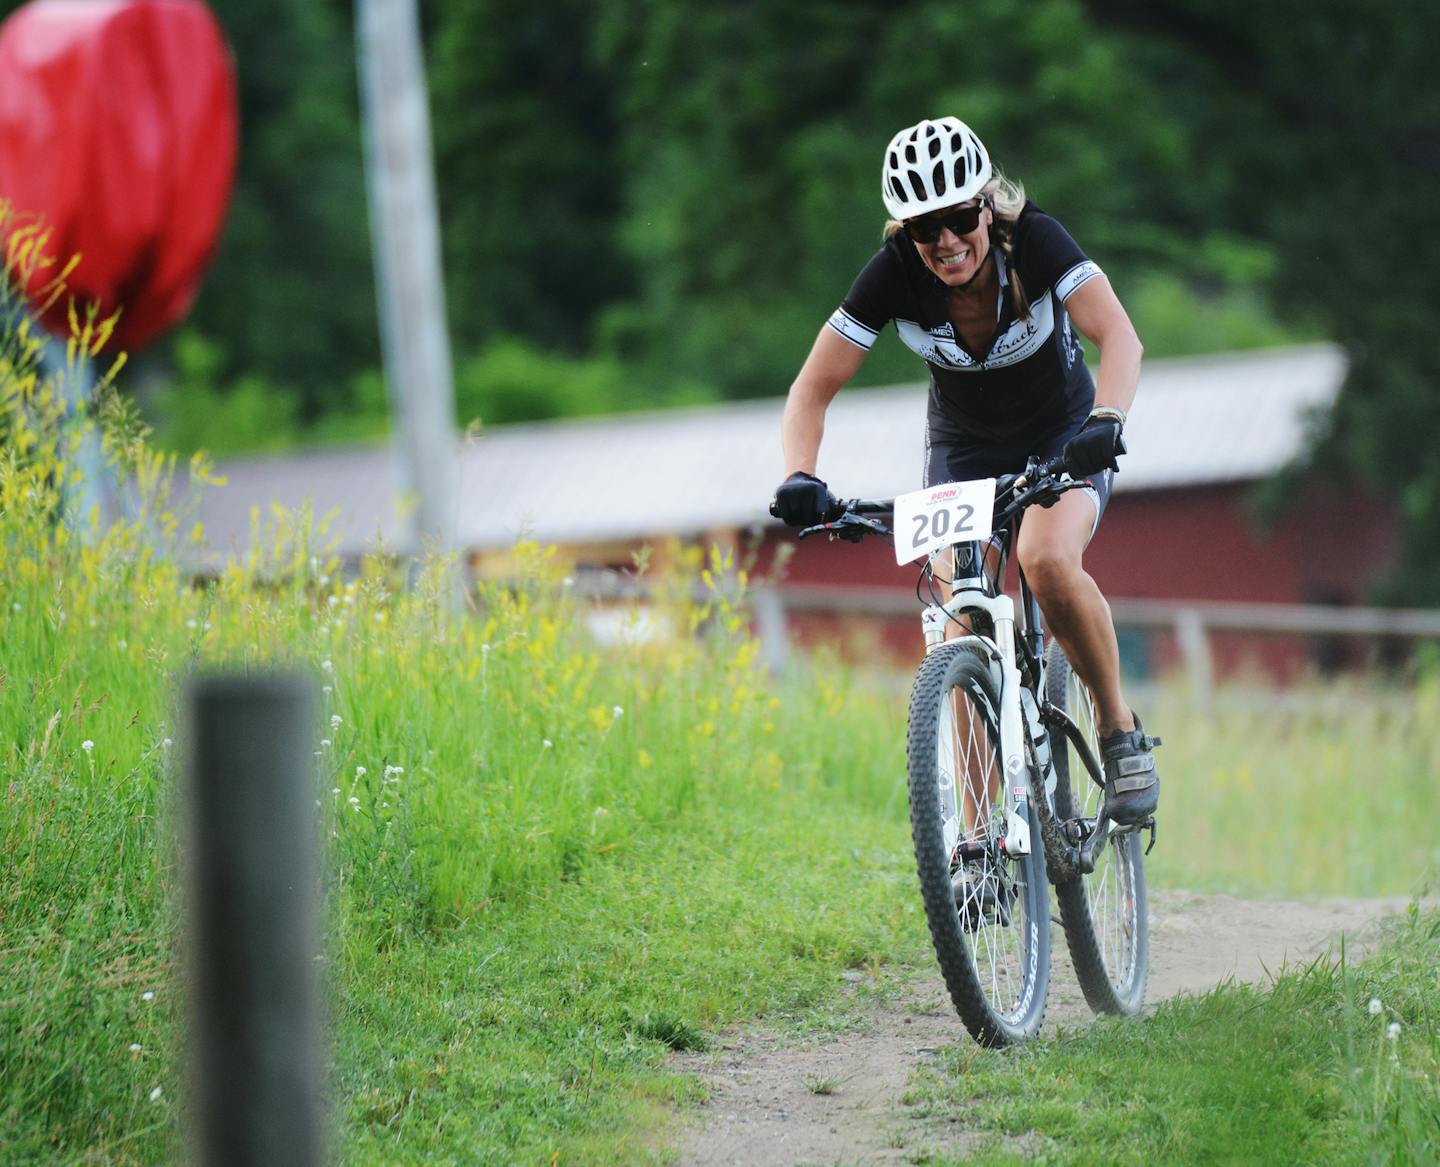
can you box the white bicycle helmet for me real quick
[881,117,992,220]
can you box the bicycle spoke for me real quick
[941,685,1034,1019]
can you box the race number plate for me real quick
[892,479,995,565]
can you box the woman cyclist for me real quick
[770,116,1159,826]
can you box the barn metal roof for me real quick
[194,343,1345,559]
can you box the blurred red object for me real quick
[0,0,237,353]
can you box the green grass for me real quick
[1141,682,1440,898]
[0,529,931,1163]
[901,905,1440,1166]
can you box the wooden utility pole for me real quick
[355,0,457,555]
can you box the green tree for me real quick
[192,0,378,422]
[429,0,631,357]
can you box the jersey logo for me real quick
[896,294,1056,372]
[1055,261,1102,303]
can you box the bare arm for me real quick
[1064,275,1143,415]
[781,326,868,475]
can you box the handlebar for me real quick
[794,455,1081,544]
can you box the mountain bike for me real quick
[795,456,1155,1047]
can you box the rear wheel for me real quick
[1046,640,1148,1015]
[907,642,1050,1046]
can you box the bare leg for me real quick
[1016,491,1135,736]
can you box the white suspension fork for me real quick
[923,587,1032,857]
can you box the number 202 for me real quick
[912,504,975,548]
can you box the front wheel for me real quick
[1045,640,1149,1015]
[906,642,1050,1046]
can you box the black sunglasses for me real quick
[903,199,987,245]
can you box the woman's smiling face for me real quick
[907,199,992,289]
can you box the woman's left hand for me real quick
[1063,417,1126,478]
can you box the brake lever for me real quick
[796,513,892,542]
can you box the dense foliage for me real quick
[1,0,1437,593]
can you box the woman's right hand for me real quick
[769,471,842,527]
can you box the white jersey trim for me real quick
[826,307,879,350]
[1055,260,1103,303]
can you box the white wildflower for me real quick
[327,595,339,608]
[162,738,173,749]
[480,643,491,654]
[343,594,354,606]
[348,797,359,805]
[355,766,367,778]
[562,577,575,588]
[11,602,19,611]
[1387,1021,1402,1040]
[322,685,332,696]
[202,622,212,633]
[81,740,94,753]
[330,715,342,728]
[321,659,333,673]
[141,991,155,1002]
[331,787,340,795]
[149,1085,163,1103]
[612,705,624,719]
[374,611,386,624]
[186,619,197,630]
[117,639,127,650]
[542,739,553,750]
[1369,998,1383,1016]
[128,1043,142,1053]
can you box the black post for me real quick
[184,673,321,1167]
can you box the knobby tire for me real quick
[906,642,1050,1047]
[1045,640,1149,1015]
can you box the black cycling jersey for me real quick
[827,202,1104,477]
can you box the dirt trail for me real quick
[670,891,1411,1167]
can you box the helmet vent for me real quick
[906,170,926,202]
[932,161,948,197]
[889,175,907,204]
[928,135,942,159]
[904,143,917,164]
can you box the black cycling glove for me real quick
[770,471,842,528]
[1062,417,1127,479]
